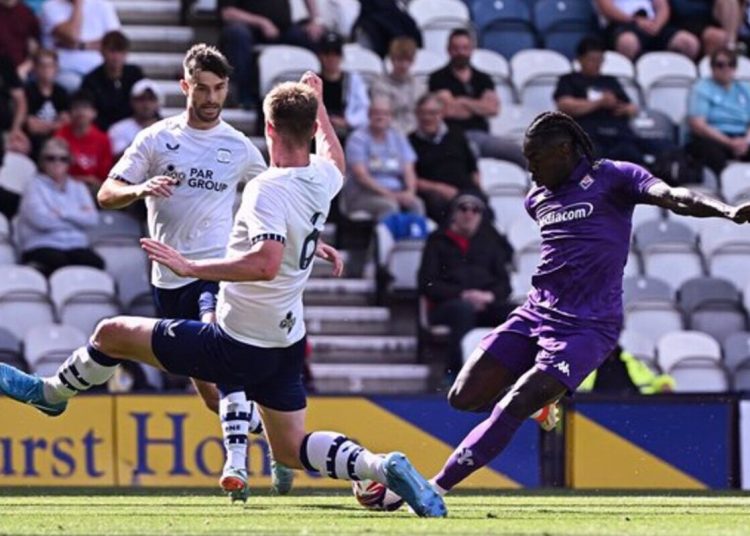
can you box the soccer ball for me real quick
[351,479,405,512]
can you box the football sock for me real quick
[43,344,119,404]
[220,391,250,471]
[433,404,523,492]
[300,431,387,484]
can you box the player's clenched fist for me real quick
[138,176,178,199]
[300,71,323,101]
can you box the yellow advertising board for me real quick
[0,396,115,486]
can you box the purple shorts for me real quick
[479,307,619,391]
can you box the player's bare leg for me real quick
[258,405,446,517]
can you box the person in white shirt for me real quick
[40,0,120,91]
[0,72,447,518]
[108,79,163,160]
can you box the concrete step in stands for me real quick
[305,306,390,335]
[122,25,195,53]
[309,335,416,364]
[304,278,375,306]
[112,0,180,25]
[310,363,430,394]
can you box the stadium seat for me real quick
[670,360,729,393]
[678,277,747,344]
[373,223,427,296]
[533,0,596,59]
[117,267,155,317]
[408,0,471,53]
[632,204,663,230]
[471,48,516,105]
[601,51,642,105]
[471,0,537,59]
[635,52,697,125]
[656,330,721,372]
[461,327,493,363]
[625,309,684,348]
[49,266,119,334]
[508,218,541,274]
[258,45,320,95]
[95,243,149,291]
[722,331,750,372]
[0,326,26,372]
[629,109,676,147]
[87,210,144,247]
[634,219,703,290]
[619,328,656,365]
[24,324,87,378]
[511,49,572,114]
[0,265,54,340]
[510,271,533,303]
[488,191,529,233]
[0,213,14,265]
[318,0,361,38]
[624,250,641,277]
[720,163,750,204]
[479,158,529,195]
[698,55,750,82]
[489,104,538,143]
[733,364,750,391]
[407,49,448,85]
[342,43,384,85]
[0,151,36,195]
[622,275,674,311]
[642,250,704,291]
[634,218,698,251]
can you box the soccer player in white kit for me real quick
[95,43,308,499]
[0,73,447,517]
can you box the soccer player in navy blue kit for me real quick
[428,111,750,495]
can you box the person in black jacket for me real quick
[418,192,515,376]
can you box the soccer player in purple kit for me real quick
[427,111,750,496]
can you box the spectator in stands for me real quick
[410,93,483,223]
[16,137,104,276]
[81,30,143,131]
[578,343,675,394]
[54,90,112,187]
[317,31,369,141]
[428,29,526,168]
[351,0,422,58]
[343,95,424,220]
[40,0,121,92]
[594,0,700,60]
[554,37,646,164]
[686,47,750,176]
[108,79,162,160]
[418,192,514,377]
[219,0,326,109]
[24,48,69,159]
[669,0,738,56]
[1,54,31,156]
[0,0,41,79]
[371,36,425,135]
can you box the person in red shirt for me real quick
[54,90,112,187]
[0,0,41,79]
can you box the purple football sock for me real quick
[434,404,523,491]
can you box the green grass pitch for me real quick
[1,490,749,535]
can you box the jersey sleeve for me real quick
[240,180,288,245]
[311,154,344,199]
[108,127,154,184]
[241,140,268,183]
[610,161,661,203]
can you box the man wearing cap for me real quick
[108,79,162,159]
[81,29,144,131]
[317,31,369,140]
[418,193,515,377]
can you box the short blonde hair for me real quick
[263,82,318,147]
[388,37,417,60]
[39,138,70,162]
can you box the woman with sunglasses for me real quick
[16,137,104,276]
[687,47,750,175]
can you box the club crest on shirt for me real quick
[579,174,594,190]
[217,148,232,163]
[279,311,297,334]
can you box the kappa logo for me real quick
[554,361,571,377]
[164,320,184,338]
[279,311,297,334]
[537,202,594,228]
[217,148,232,163]
[456,448,475,466]
[166,142,180,151]
[579,174,594,190]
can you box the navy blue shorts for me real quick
[152,280,219,319]
[151,319,307,411]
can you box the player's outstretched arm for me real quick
[141,237,284,282]
[300,71,346,176]
[644,180,750,223]
[98,176,177,209]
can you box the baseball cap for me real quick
[131,79,164,107]
[317,31,343,55]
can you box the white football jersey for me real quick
[216,155,344,347]
[109,113,267,288]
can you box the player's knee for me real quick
[91,317,129,356]
[447,384,475,412]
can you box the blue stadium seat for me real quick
[471,0,537,59]
[532,0,597,59]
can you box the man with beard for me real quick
[428,29,525,168]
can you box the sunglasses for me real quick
[458,204,482,214]
[43,154,70,163]
[712,61,737,69]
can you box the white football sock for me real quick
[301,431,387,484]
[220,392,250,471]
[43,346,118,404]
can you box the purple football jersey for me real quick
[521,158,660,326]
